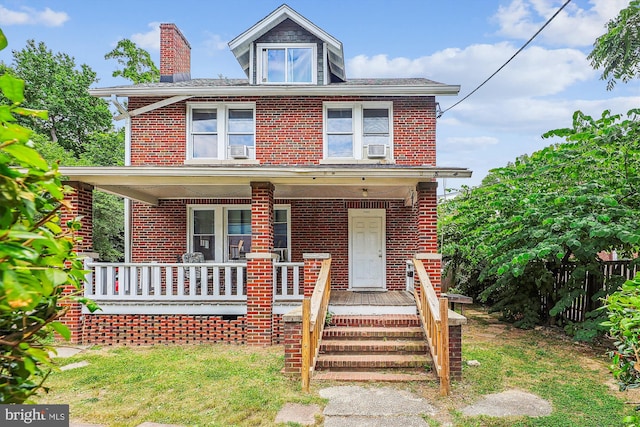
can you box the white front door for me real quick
[349,209,386,290]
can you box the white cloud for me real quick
[443,95,640,134]
[0,5,68,26]
[131,22,161,51]
[202,32,228,53]
[494,0,630,47]
[348,42,595,99]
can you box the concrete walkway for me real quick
[274,385,553,426]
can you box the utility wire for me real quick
[438,0,572,118]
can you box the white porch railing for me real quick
[273,262,304,300]
[84,261,304,310]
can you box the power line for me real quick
[438,0,573,118]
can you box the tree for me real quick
[589,0,640,90]
[10,40,113,154]
[0,28,96,403]
[32,130,126,262]
[440,110,640,334]
[105,39,159,84]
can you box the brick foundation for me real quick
[80,314,287,345]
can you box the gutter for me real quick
[89,84,461,98]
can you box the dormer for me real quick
[228,4,346,85]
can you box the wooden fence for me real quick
[542,260,639,323]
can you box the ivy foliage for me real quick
[440,109,640,331]
[0,28,97,403]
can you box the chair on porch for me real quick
[229,240,245,260]
[181,252,211,280]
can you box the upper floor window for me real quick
[324,102,393,160]
[187,103,255,160]
[257,43,317,84]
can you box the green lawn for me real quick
[36,307,637,426]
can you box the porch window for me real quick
[258,43,317,84]
[323,102,393,160]
[187,205,290,262]
[192,209,215,260]
[187,103,255,161]
[227,209,251,260]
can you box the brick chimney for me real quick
[160,23,191,83]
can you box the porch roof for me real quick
[60,165,472,206]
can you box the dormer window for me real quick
[257,43,317,84]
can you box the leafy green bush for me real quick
[602,273,640,426]
[0,28,96,403]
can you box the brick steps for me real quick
[320,339,428,354]
[331,314,421,328]
[316,354,429,369]
[315,314,432,382]
[312,370,430,382]
[323,326,424,340]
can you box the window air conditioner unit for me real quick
[229,145,249,159]
[366,144,387,159]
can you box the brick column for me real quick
[59,182,94,343]
[283,307,303,374]
[417,181,441,296]
[303,253,330,297]
[246,182,275,346]
[448,311,467,381]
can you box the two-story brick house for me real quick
[60,4,470,348]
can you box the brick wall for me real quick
[131,198,422,290]
[59,182,94,343]
[128,96,435,167]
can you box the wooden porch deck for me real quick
[328,291,416,315]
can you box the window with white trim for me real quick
[187,103,255,160]
[187,205,291,262]
[324,102,392,160]
[257,43,317,84]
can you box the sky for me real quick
[0,0,638,191]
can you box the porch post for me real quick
[417,181,442,296]
[59,181,94,343]
[246,182,275,346]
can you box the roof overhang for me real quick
[88,83,460,98]
[60,166,472,206]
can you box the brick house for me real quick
[60,5,470,355]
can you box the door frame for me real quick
[348,208,386,290]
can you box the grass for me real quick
[38,344,322,426]
[36,307,638,426]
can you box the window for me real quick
[188,206,290,262]
[324,102,393,160]
[192,209,215,260]
[227,209,251,260]
[257,43,316,84]
[187,103,255,160]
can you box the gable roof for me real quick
[228,4,345,82]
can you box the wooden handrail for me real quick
[301,258,331,391]
[413,258,450,396]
